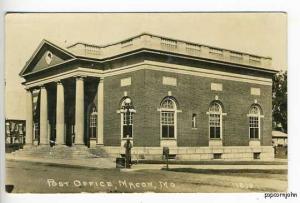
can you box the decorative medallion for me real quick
[45,51,53,65]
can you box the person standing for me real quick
[124,138,132,168]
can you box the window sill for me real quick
[249,139,261,147]
[209,138,222,140]
[161,138,176,140]
[192,128,198,130]
[122,138,133,140]
[209,139,223,147]
[160,139,177,147]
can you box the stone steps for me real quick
[11,145,103,160]
[88,146,111,158]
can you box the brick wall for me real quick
[102,65,273,147]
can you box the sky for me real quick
[5,13,287,119]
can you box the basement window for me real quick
[168,154,177,160]
[213,153,222,160]
[253,152,261,160]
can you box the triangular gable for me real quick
[19,40,76,76]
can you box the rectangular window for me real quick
[213,153,222,159]
[89,112,97,138]
[89,115,97,138]
[209,114,221,138]
[168,154,177,159]
[192,114,197,128]
[249,116,259,139]
[90,117,97,127]
[161,111,175,138]
[123,125,132,138]
[122,112,133,138]
[253,152,261,160]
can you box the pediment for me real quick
[20,40,76,76]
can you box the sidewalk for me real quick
[6,153,287,171]
[5,154,116,169]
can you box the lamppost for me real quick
[122,97,135,168]
[124,97,132,137]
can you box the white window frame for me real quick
[247,105,263,140]
[207,102,224,140]
[159,98,180,140]
[89,107,97,139]
[119,99,136,140]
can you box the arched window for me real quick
[89,107,97,139]
[160,98,177,139]
[209,102,222,139]
[249,105,261,139]
[120,98,135,139]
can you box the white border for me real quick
[1,1,299,203]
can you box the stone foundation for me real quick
[101,146,274,161]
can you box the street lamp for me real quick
[124,97,132,138]
[122,97,135,168]
[124,97,131,105]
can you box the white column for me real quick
[40,86,48,145]
[75,77,84,145]
[97,78,104,145]
[25,89,33,145]
[56,81,65,145]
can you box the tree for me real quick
[272,70,287,133]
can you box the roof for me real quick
[19,39,76,76]
[19,33,277,78]
[65,32,274,70]
[67,32,272,59]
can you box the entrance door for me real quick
[89,107,97,140]
[65,107,75,146]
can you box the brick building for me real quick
[20,33,276,160]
